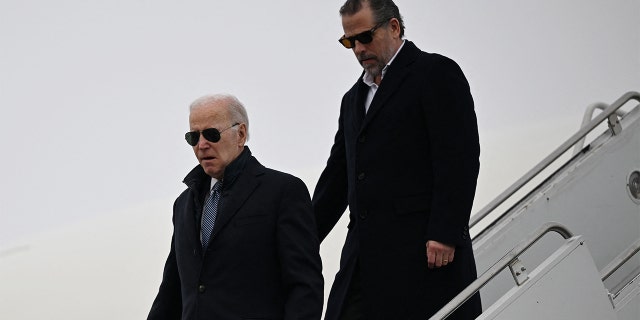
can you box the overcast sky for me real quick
[1,0,639,319]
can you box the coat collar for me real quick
[208,149,265,245]
[356,40,421,130]
[182,146,264,252]
[182,146,252,192]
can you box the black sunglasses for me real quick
[338,21,387,49]
[185,123,240,146]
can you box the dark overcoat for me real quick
[149,148,324,320]
[313,41,482,319]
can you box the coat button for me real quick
[358,135,366,143]
[198,285,206,293]
[359,210,367,220]
[358,172,366,180]
[193,249,198,256]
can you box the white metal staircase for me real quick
[431,91,640,319]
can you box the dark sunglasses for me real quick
[338,21,387,49]
[185,123,240,146]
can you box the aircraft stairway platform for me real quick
[431,91,640,319]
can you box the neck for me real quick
[374,75,382,86]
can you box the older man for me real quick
[313,0,482,319]
[148,94,323,320]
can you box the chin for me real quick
[200,165,219,178]
[206,170,220,178]
[364,66,381,78]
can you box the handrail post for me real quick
[572,102,627,155]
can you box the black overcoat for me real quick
[313,41,482,319]
[149,148,324,320]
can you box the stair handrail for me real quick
[470,91,640,236]
[572,102,627,156]
[600,238,640,300]
[600,237,640,282]
[429,222,574,320]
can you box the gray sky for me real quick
[1,0,639,318]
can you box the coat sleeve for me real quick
[312,98,349,241]
[147,204,183,320]
[276,176,324,320]
[422,55,480,247]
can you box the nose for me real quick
[196,133,210,149]
[352,40,366,55]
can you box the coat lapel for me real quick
[343,79,368,133]
[353,80,368,129]
[182,165,209,252]
[188,194,203,250]
[360,41,420,131]
[208,157,262,242]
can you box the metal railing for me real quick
[572,102,627,155]
[601,238,640,282]
[470,91,640,237]
[429,222,574,320]
[600,238,640,300]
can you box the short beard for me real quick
[360,46,395,79]
[363,59,385,79]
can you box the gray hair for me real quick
[339,0,405,38]
[189,93,250,141]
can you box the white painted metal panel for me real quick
[473,102,640,311]
[480,237,617,320]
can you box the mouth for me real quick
[359,55,376,64]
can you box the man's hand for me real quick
[426,240,455,269]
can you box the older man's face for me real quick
[189,102,246,179]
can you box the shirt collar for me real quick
[362,40,406,87]
[209,177,220,193]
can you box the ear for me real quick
[237,123,247,146]
[388,18,401,38]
